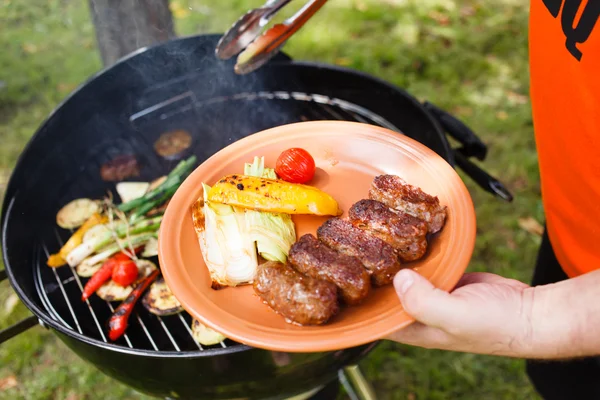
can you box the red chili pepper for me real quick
[80,247,142,302]
[81,258,118,301]
[108,269,160,341]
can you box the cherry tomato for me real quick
[112,260,139,287]
[275,148,316,184]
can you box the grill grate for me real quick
[34,91,403,353]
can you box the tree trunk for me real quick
[88,0,175,67]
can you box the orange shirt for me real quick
[529,0,600,278]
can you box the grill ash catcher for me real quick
[0,29,511,400]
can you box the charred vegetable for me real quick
[108,269,160,341]
[116,182,149,203]
[76,261,103,278]
[192,183,258,289]
[81,250,143,301]
[141,237,158,258]
[191,319,226,346]
[243,157,296,263]
[100,154,140,182]
[47,213,107,268]
[142,278,183,316]
[117,156,196,217]
[154,130,192,159]
[56,198,100,230]
[96,260,157,302]
[207,174,342,216]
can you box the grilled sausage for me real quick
[288,234,371,305]
[317,217,403,286]
[369,174,447,234]
[253,261,339,326]
[348,199,428,262]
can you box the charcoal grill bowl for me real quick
[1,33,497,399]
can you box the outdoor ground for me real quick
[0,0,543,399]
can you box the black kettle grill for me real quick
[0,34,511,399]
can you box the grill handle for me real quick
[423,101,514,202]
[0,269,41,345]
[453,150,514,202]
[423,101,487,160]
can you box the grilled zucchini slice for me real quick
[142,277,183,316]
[191,319,226,346]
[56,198,100,229]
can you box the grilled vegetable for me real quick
[141,236,158,258]
[56,198,100,229]
[154,130,192,159]
[76,261,103,278]
[66,217,162,267]
[112,258,139,286]
[81,252,131,301]
[207,174,342,216]
[118,156,196,214]
[76,232,156,272]
[142,277,183,316]
[116,182,149,203]
[244,157,296,263]
[192,183,258,289]
[96,280,136,302]
[100,154,140,182]
[191,319,226,346]
[275,148,316,184]
[148,175,167,192]
[47,213,107,268]
[96,259,157,302]
[108,269,160,341]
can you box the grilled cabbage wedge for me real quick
[191,183,258,289]
[207,174,342,216]
[244,157,296,263]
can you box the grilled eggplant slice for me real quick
[96,259,157,302]
[142,277,183,316]
[191,319,226,346]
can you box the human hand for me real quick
[386,269,534,357]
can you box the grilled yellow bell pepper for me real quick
[46,213,108,268]
[207,174,342,216]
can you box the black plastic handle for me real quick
[423,101,488,161]
[453,150,513,202]
[0,269,40,344]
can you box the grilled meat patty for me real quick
[369,174,447,234]
[253,261,339,326]
[317,217,403,286]
[288,234,371,305]
[348,199,428,262]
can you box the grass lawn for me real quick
[0,0,542,398]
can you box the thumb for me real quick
[393,268,465,329]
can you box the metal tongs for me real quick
[215,0,328,74]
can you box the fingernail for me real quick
[395,269,414,295]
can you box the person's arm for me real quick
[386,268,600,359]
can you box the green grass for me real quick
[0,0,542,398]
